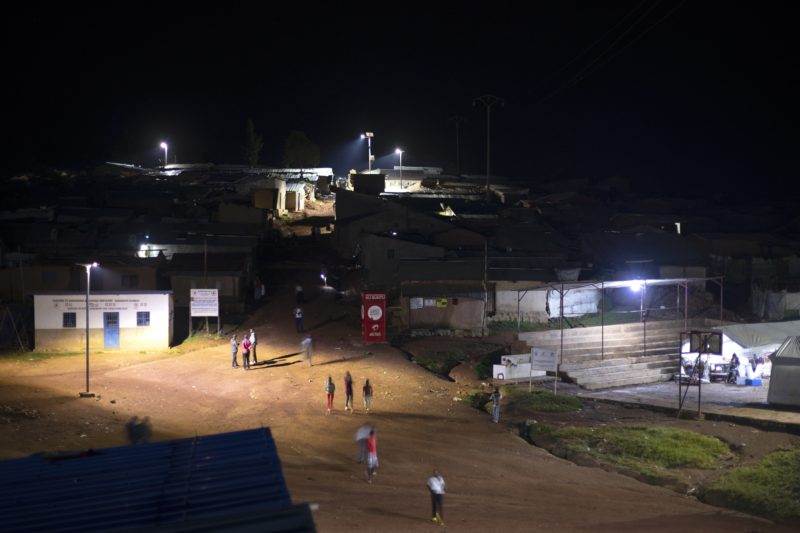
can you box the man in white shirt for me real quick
[249,329,257,364]
[427,469,446,526]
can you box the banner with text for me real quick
[361,292,387,344]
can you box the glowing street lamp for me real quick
[159,141,168,166]
[77,262,99,397]
[360,132,374,171]
[395,148,404,189]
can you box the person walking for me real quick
[363,379,373,413]
[295,284,304,304]
[230,335,239,368]
[301,336,313,367]
[354,423,373,463]
[344,371,354,412]
[242,335,252,370]
[249,329,258,364]
[490,386,502,423]
[427,470,446,525]
[365,428,378,483]
[294,307,304,333]
[324,375,335,414]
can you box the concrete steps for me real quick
[519,319,689,390]
[578,369,674,390]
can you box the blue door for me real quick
[104,312,120,349]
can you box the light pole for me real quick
[78,262,98,398]
[395,148,404,189]
[472,95,504,197]
[159,141,168,167]
[360,132,374,171]
[448,115,466,176]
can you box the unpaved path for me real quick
[0,284,787,532]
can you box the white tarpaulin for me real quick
[768,336,800,407]
[681,320,800,362]
[722,320,800,354]
[547,288,600,318]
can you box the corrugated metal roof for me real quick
[285,182,308,192]
[0,428,315,532]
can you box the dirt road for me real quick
[0,285,786,531]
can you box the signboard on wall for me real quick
[362,292,386,344]
[190,289,219,317]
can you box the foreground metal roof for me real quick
[0,428,314,532]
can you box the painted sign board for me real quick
[190,289,219,317]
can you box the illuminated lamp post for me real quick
[77,262,98,397]
[160,141,169,167]
[360,132,374,171]
[395,148,404,189]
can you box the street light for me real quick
[473,95,504,198]
[159,141,168,167]
[360,132,374,171]
[395,148,404,189]
[77,262,99,398]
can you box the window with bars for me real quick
[63,312,76,328]
[136,311,150,327]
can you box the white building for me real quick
[34,291,173,352]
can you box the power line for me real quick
[575,0,688,83]
[530,0,650,94]
[534,0,686,107]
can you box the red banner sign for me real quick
[361,292,387,344]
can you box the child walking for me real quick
[344,371,354,412]
[324,375,335,414]
[363,379,373,413]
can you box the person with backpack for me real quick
[324,375,335,414]
[344,371,354,412]
[363,379,373,413]
[241,335,252,370]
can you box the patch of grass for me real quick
[702,448,800,522]
[173,333,225,354]
[414,350,467,375]
[552,426,731,473]
[464,391,490,410]
[487,320,549,332]
[0,350,81,362]
[501,385,582,413]
[474,354,495,380]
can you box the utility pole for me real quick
[472,95,504,197]
[448,115,466,175]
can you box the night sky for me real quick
[5,3,797,194]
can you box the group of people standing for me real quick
[230,329,258,369]
[324,372,373,414]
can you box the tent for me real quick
[722,320,800,358]
[682,320,800,362]
[767,336,800,407]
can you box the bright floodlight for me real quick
[395,148,403,154]
[629,280,643,292]
[91,262,99,268]
[360,134,365,140]
[160,142,168,149]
